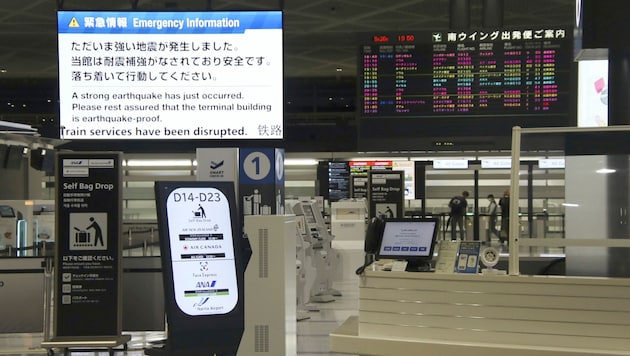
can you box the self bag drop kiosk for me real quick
[149,181,245,355]
[291,200,341,302]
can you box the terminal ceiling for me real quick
[1,0,575,79]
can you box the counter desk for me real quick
[330,270,630,356]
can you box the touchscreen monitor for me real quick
[377,218,439,271]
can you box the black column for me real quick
[482,0,503,28]
[414,162,427,216]
[608,48,630,126]
[473,169,479,241]
[606,155,630,277]
[449,0,470,29]
[527,163,534,238]
[607,48,630,277]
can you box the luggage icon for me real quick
[74,227,91,243]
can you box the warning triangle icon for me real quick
[69,17,80,28]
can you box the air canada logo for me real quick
[188,244,220,250]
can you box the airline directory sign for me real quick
[165,186,237,315]
[154,181,243,353]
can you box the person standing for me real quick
[486,194,499,243]
[498,189,510,244]
[448,191,469,240]
[86,217,104,247]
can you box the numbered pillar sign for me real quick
[153,181,244,354]
[238,148,285,226]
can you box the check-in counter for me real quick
[331,271,630,356]
[122,256,164,331]
[0,256,165,335]
[0,257,45,333]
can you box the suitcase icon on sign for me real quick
[74,227,91,243]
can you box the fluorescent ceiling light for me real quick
[596,168,616,174]
[284,158,319,166]
[562,203,580,207]
[126,159,193,167]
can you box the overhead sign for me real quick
[57,11,283,140]
[481,158,512,169]
[539,158,566,169]
[433,159,468,169]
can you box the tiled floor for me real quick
[0,280,359,356]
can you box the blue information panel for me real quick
[238,148,285,229]
[456,241,481,274]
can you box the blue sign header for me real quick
[58,11,282,34]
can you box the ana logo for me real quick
[210,160,225,170]
[196,280,217,288]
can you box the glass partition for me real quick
[512,126,630,277]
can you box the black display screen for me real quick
[358,28,574,150]
[328,161,351,202]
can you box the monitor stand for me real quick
[405,260,432,272]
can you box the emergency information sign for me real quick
[57,11,283,140]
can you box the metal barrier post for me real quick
[42,256,54,342]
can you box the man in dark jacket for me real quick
[449,191,469,240]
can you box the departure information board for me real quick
[360,28,572,118]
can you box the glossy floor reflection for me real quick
[0,280,359,356]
